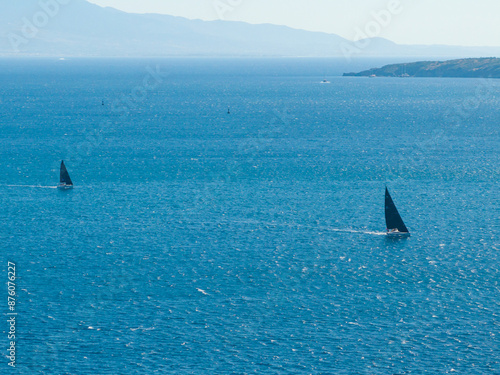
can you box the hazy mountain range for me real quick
[1,0,499,58]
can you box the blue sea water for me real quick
[0,58,499,374]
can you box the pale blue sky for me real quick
[87,0,500,46]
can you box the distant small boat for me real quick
[385,187,410,237]
[320,79,330,84]
[58,160,73,190]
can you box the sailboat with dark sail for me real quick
[58,160,73,190]
[385,187,410,237]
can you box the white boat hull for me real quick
[386,231,410,237]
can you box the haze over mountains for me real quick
[1,0,499,58]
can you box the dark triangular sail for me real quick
[385,187,409,233]
[60,161,73,186]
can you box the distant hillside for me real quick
[0,0,348,57]
[1,1,500,58]
[343,58,500,78]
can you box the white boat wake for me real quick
[229,220,386,236]
[4,185,58,189]
[328,228,387,236]
[262,222,386,236]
